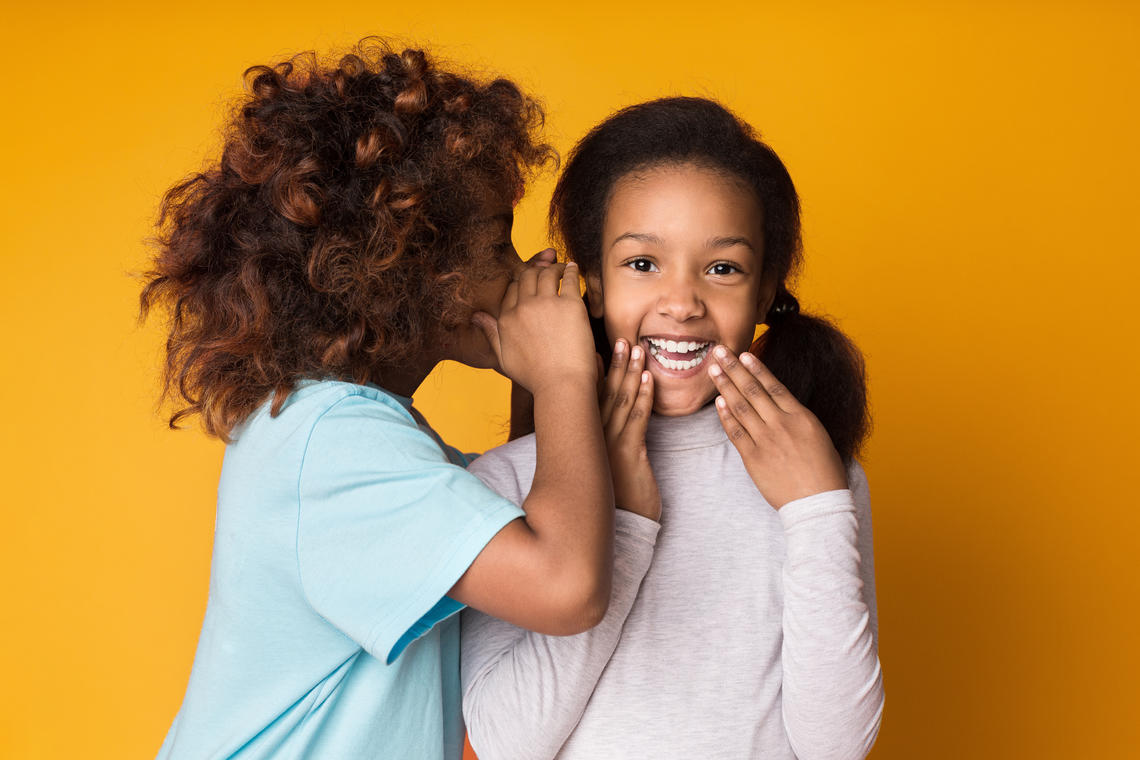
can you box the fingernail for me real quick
[715,396,726,409]
[641,371,650,383]
[741,352,756,365]
[614,339,626,355]
[631,346,642,360]
[708,363,722,377]
[714,346,727,359]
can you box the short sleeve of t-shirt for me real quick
[296,392,524,664]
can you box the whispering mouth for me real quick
[646,338,712,371]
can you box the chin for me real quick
[652,388,716,417]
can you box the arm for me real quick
[778,463,883,760]
[449,262,612,635]
[462,344,662,760]
[462,512,658,760]
[706,348,882,757]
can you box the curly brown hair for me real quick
[140,38,554,440]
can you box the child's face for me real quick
[586,163,775,416]
[442,199,525,371]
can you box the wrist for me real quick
[617,502,661,522]
[529,370,598,399]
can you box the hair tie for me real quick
[766,288,799,325]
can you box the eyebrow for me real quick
[708,235,756,253]
[610,231,755,252]
[610,231,662,247]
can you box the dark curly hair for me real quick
[550,97,869,463]
[140,38,554,440]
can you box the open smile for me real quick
[644,337,713,374]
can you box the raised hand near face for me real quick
[708,346,848,509]
[474,260,597,395]
[600,339,660,522]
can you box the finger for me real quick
[535,260,566,295]
[715,394,757,448]
[526,247,557,266]
[557,261,582,297]
[606,344,645,437]
[470,311,501,362]
[710,345,782,422]
[516,261,542,296]
[600,338,629,422]
[621,370,653,445]
[738,352,802,413]
[708,353,768,441]
[499,277,520,312]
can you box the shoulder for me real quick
[298,380,414,424]
[292,381,447,473]
[469,433,537,474]
[224,380,416,466]
[237,379,415,434]
[847,458,868,493]
[846,458,874,524]
[467,433,537,506]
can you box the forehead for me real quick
[603,164,763,254]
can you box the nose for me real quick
[655,271,705,322]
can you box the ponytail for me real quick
[755,290,870,465]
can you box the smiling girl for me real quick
[460,97,884,759]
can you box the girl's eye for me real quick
[625,258,658,273]
[708,262,741,276]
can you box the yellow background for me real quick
[3,2,1137,757]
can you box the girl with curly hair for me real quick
[142,40,617,760]
[461,97,884,759]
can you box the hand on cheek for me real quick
[600,340,661,522]
[707,346,847,509]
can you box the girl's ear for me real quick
[584,272,605,318]
[755,275,779,323]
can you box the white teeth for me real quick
[646,338,709,356]
[646,341,711,372]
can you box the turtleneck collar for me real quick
[644,401,729,452]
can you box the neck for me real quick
[371,356,439,398]
[645,401,725,450]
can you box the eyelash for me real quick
[622,258,743,276]
[708,262,741,276]
[625,257,657,273]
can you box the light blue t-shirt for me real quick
[157,380,525,760]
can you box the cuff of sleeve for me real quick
[778,488,856,530]
[370,500,525,664]
[616,509,661,545]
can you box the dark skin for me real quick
[370,182,615,634]
[709,347,847,507]
[586,163,848,512]
[378,192,613,635]
[450,256,614,634]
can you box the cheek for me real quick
[721,300,762,351]
[601,293,651,345]
[602,309,636,346]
